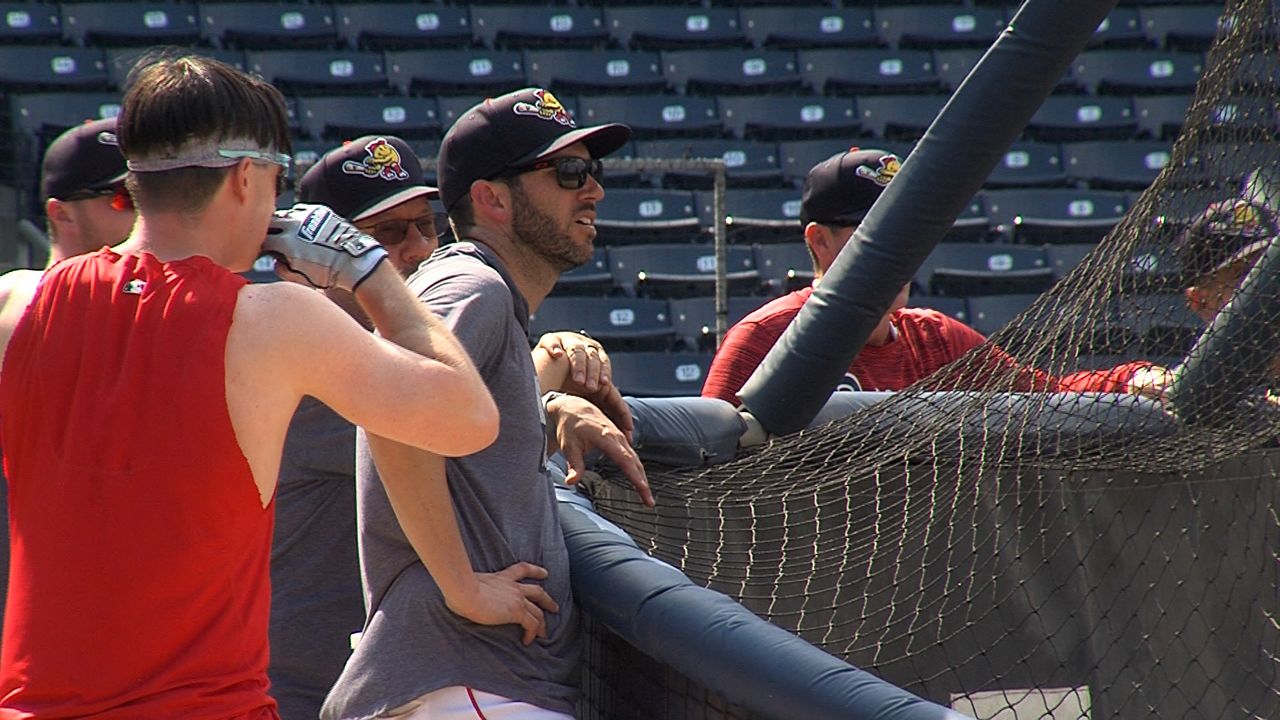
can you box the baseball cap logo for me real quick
[855,154,900,187]
[97,130,119,147]
[512,89,575,128]
[341,137,410,182]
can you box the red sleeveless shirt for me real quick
[0,250,277,719]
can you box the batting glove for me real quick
[263,204,388,292]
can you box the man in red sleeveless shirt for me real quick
[703,148,1151,405]
[0,54,554,719]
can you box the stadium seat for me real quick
[661,49,804,96]
[595,189,702,245]
[576,94,723,139]
[855,94,948,140]
[1110,293,1204,356]
[0,46,108,92]
[1121,242,1185,294]
[799,48,941,95]
[296,96,441,141]
[334,4,472,50]
[246,50,388,96]
[604,6,747,50]
[966,293,1040,336]
[907,294,969,324]
[696,189,802,244]
[609,351,713,398]
[1087,7,1146,49]
[985,141,1066,188]
[1043,243,1100,282]
[738,6,878,49]
[668,296,767,351]
[523,49,667,95]
[985,188,1130,244]
[550,247,615,297]
[609,243,759,299]
[9,92,120,139]
[528,296,675,352]
[1025,95,1137,142]
[753,242,814,296]
[471,5,607,50]
[1138,5,1223,51]
[1062,140,1173,190]
[385,49,526,96]
[631,138,783,188]
[1132,94,1191,140]
[717,95,860,141]
[914,243,1054,297]
[198,3,337,50]
[60,2,200,47]
[874,5,1008,50]
[1072,50,1205,95]
[106,47,245,90]
[0,2,61,44]
[777,139,855,186]
[1202,96,1279,141]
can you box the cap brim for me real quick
[87,169,129,192]
[532,123,632,163]
[352,185,441,221]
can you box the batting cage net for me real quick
[578,1,1279,717]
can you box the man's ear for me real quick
[470,179,511,224]
[1186,284,1215,320]
[45,198,72,228]
[227,158,255,203]
[803,222,834,273]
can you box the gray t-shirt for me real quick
[269,396,363,720]
[322,242,579,719]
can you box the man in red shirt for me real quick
[0,54,549,719]
[704,148,992,405]
[703,148,1149,406]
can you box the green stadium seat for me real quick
[296,96,441,141]
[198,2,337,50]
[739,6,878,49]
[385,49,526,96]
[609,243,759,299]
[334,4,471,51]
[471,5,607,50]
[717,95,859,141]
[609,351,714,397]
[0,2,61,44]
[800,48,941,95]
[605,6,747,50]
[61,2,199,47]
[246,50,388,96]
[523,49,667,95]
[874,5,1008,51]
[529,296,675,352]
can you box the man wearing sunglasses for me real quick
[323,88,652,720]
[0,54,555,719]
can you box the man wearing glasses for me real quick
[0,55,543,718]
[323,89,652,720]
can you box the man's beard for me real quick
[510,187,593,272]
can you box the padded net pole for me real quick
[738,0,1121,437]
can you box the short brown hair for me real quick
[118,51,292,214]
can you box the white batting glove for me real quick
[262,204,388,292]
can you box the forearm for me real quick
[366,434,480,605]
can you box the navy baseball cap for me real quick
[437,88,631,211]
[799,148,901,227]
[298,135,438,222]
[1177,198,1279,279]
[41,117,127,202]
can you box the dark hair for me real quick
[118,51,292,213]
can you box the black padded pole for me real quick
[738,0,1121,436]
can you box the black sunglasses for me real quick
[360,213,451,247]
[502,156,603,190]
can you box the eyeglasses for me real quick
[359,213,452,247]
[62,185,134,212]
[501,156,603,191]
[219,148,292,196]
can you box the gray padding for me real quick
[739,0,1121,436]
[560,500,965,720]
[625,396,746,467]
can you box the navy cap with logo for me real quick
[41,117,127,202]
[799,148,902,227]
[437,88,632,211]
[297,135,438,222]
[1177,198,1280,279]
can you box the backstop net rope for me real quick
[580,1,1280,717]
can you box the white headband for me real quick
[127,137,286,173]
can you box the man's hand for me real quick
[1127,365,1174,399]
[445,562,559,646]
[546,393,654,507]
[263,204,388,292]
[533,332,634,441]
